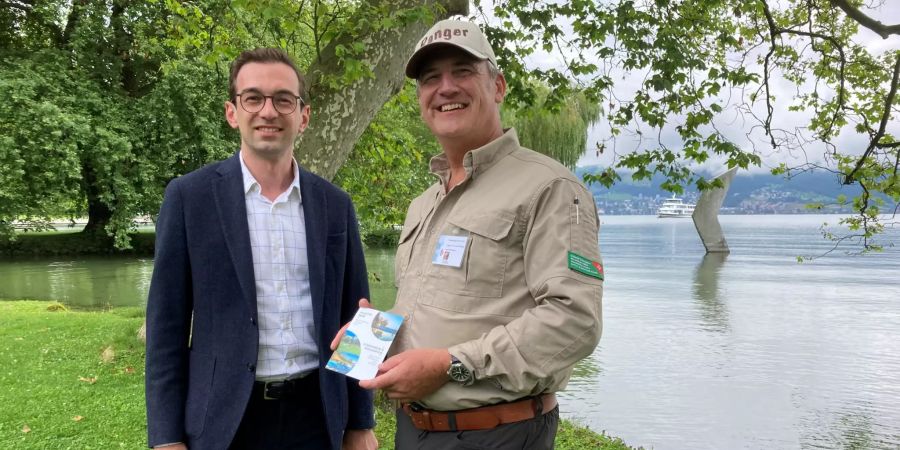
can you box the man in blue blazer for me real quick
[145,48,376,450]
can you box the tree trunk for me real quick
[296,0,469,180]
[61,0,89,47]
[111,0,139,96]
[80,162,113,239]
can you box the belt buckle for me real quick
[262,380,283,400]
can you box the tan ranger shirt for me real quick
[392,129,603,411]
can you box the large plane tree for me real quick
[0,0,469,247]
[1,0,896,251]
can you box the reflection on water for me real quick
[571,351,602,381]
[692,252,729,333]
[2,215,900,449]
[807,407,876,450]
[0,256,154,308]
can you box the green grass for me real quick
[0,301,638,449]
[0,301,147,449]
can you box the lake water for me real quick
[0,255,155,308]
[564,215,900,450]
[1,215,899,449]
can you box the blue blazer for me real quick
[145,152,374,449]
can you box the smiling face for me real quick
[225,62,309,161]
[416,47,506,153]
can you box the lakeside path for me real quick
[0,301,637,449]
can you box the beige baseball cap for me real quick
[405,19,498,79]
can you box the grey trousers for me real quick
[394,406,559,450]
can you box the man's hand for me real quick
[331,298,372,350]
[342,429,377,450]
[359,349,451,402]
[154,444,187,450]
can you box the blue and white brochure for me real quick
[326,308,403,380]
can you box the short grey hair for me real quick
[485,60,500,79]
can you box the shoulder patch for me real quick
[567,251,604,280]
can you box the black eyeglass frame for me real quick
[234,90,305,115]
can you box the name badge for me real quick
[432,235,469,268]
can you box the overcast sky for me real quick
[480,1,900,174]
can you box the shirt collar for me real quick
[429,128,520,187]
[239,151,302,201]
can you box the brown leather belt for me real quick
[402,393,557,432]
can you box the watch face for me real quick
[449,363,472,383]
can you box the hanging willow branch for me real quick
[503,88,600,168]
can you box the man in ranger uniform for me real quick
[358,19,604,449]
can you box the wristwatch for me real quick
[447,355,474,386]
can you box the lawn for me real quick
[0,301,636,449]
[0,301,147,448]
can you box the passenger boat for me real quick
[657,195,695,218]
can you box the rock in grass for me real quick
[101,345,115,363]
[46,302,68,312]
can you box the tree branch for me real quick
[759,0,847,150]
[845,53,900,184]
[760,1,778,148]
[830,0,900,39]
[0,1,34,13]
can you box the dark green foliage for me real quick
[363,228,403,248]
[334,84,438,239]
[1,1,605,253]
[0,231,155,257]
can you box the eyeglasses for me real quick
[235,90,304,115]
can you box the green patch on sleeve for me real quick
[567,251,604,280]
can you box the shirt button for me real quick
[247,363,256,372]
[250,317,256,326]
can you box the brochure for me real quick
[326,308,403,380]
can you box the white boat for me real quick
[657,195,695,218]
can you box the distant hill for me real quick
[574,166,886,214]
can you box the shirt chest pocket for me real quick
[432,211,516,299]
